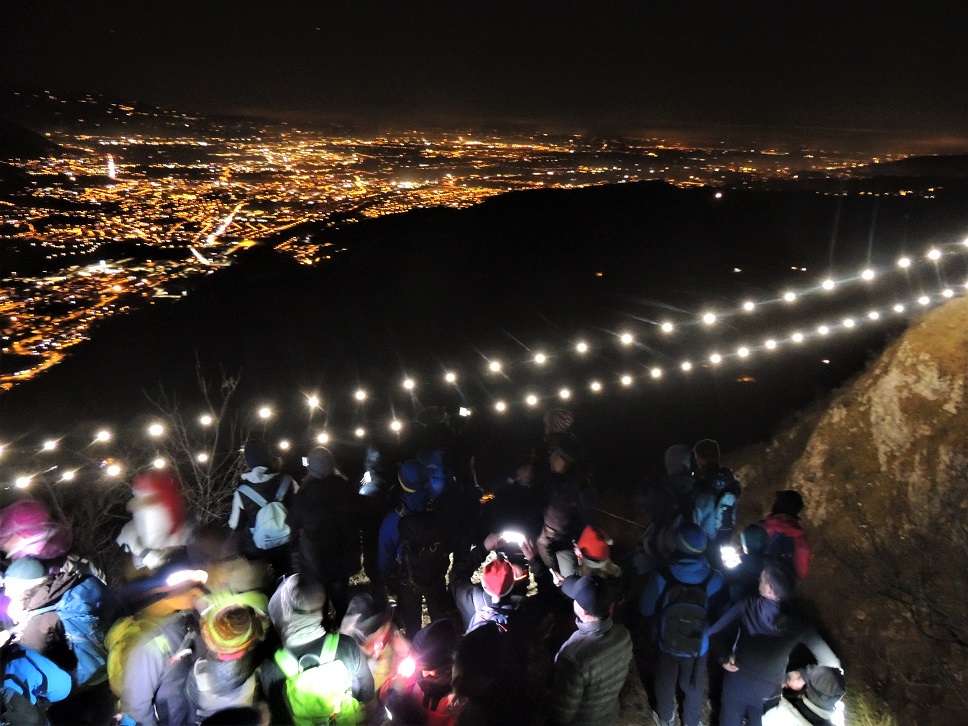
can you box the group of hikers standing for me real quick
[0,406,845,726]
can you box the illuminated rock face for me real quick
[733,298,968,726]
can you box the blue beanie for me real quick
[5,557,45,581]
[398,460,427,493]
[675,523,707,555]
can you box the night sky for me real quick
[3,1,968,135]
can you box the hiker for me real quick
[723,524,770,604]
[339,593,410,696]
[762,665,846,726]
[636,444,696,576]
[689,439,742,572]
[759,490,812,581]
[0,632,73,725]
[551,575,633,726]
[451,552,521,634]
[116,471,191,572]
[708,563,841,726]
[640,523,729,726]
[228,439,297,579]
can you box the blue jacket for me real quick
[377,488,429,583]
[3,643,72,706]
[639,555,729,656]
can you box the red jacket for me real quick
[760,513,811,580]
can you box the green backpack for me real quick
[274,634,363,726]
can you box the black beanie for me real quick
[772,490,804,516]
[411,619,458,672]
[243,439,271,469]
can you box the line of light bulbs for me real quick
[5,279,964,490]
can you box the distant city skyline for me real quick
[3,1,967,140]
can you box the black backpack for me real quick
[397,507,450,588]
[712,469,741,539]
[656,568,713,658]
[764,532,797,573]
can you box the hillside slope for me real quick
[731,298,968,725]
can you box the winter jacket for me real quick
[690,468,741,542]
[550,616,633,726]
[379,676,461,726]
[708,597,840,688]
[2,643,72,706]
[288,474,362,583]
[121,611,198,726]
[260,632,374,726]
[228,468,297,556]
[640,555,730,656]
[377,488,430,584]
[16,568,85,672]
[760,514,812,581]
[450,547,522,634]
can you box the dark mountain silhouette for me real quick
[0,118,59,160]
[855,153,968,177]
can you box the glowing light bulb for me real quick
[148,423,164,437]
[709,353,722,365]
[488,360,501,373]
[893,304,905,313]
[558,388,571,399]
[42,440,57,451]
[444,371,457,383]
[525,394,538,406]
[737,347,750,358]
[317,432,330,444]
[355,389,367,401]
[196,452,210,463]
[106,464,122,477]
[897,257,911,268]
[783,292,796,302]
[620,375,633,386]
[390,420,403,432]
[534,353,547,365]
[153,458,166,469]
[354,427,366,438]
[822,279,835,290]
[943,288,954,298]
[95,430,111,442]
[589,381,602,392]
[278,440,290,451]
[306,395,320,409]
[15,476,31,489]
[620,333,633,346]
[765,339,777,350]
[61,470,75,482]
[575,341,589,354]
[681,361,692,372]
[963,238,968,247]
[742,301,755,312]
[861,269,875,281]
[199,414,213,426]
[818,325,830,335]
[660,322,674,333]
[495,400,507,412]
[868,311,880,320]
[792,332,805,343]
[257,407,271,419]
[650,367,662,379]
[843,318,855,328]
[927,248,941,261]
[402,378,415,390]
[918,295,930,305]
[702,312,717,325]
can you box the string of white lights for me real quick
[4,280,964,489]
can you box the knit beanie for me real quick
[674,522,707,555]
[200,591,269,658]
[481,558,515,603]
[741,523,769,554]
[804,665,846,714]
[664,444,692,476]
[575,526,612,565]
[772,489,805,517]
[398,460,427,493]
[4,556,45,581]
[340,593,392,642]
[306,447,336,479]
[411,619,458,673]
[243,439,271,469]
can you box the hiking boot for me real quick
[652,710,676,726]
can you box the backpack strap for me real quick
[273,477,291,502]
[319,633,339,665]
[237,484,268,508]
[274,648,299,678]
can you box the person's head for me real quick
[674,522,707,558]
[398,460,429,511]
[771,489,805,517]
[740,523,769,555]
[759,562,794,602]
[692,438,720,475]
[305,446,336,480]
[480,558,515,604]
[562,575,612,621]
[268,574,326,646]
[199,591,270,661]
[549,434,580,474]
[574,526,613,569]
[243,439,272,470]
[802,665,847,719]
[664,444,692,476]
[340,593,394,658]
[453,621,508,700]
[411,619,458,691]
[543,409,574,436]
[2,557,46,622]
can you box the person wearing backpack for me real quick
[262,575,373,726]
[228,439,297,578]
[759,491,812,582]
[377,461,453,637]
[640,523,729,726]
[0,632,72,726]
[289,447,363,629]
[689,439,742,572]
[451,551,519,634]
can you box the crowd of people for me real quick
[0,407,846,726]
